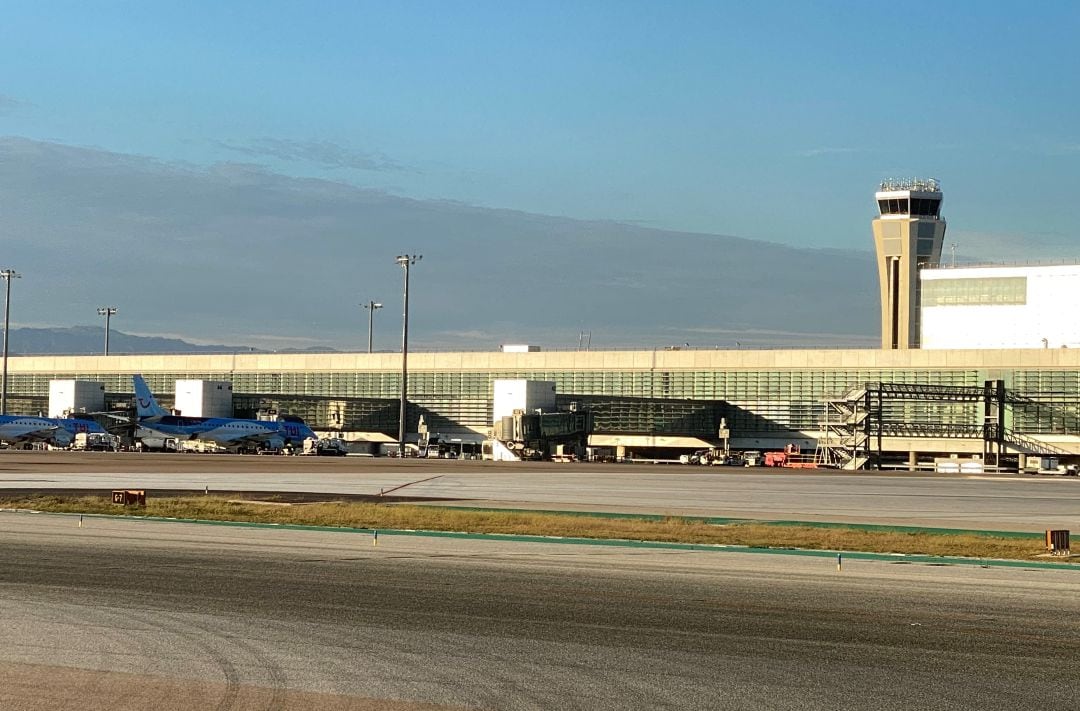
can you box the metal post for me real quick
[875,388,883,470]
[1,269,20,415]
[363,300,382,354]
[996,379,1006,468]
[395,255,421,455]
[98,307,117,356]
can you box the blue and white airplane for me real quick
[0,414,108,448]
[133,375,317,452]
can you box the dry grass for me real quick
[1,494,1061,562]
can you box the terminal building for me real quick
[920,264,1080,350]
[3,181,1080,467]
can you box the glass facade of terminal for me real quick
[922,277,1028,307]
[1,364,1036,437]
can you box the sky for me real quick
[1,2,1078,347]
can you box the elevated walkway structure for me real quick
[819,380,1070,470]
[492,409,591,461]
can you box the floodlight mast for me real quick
[362,300,383,354]
[1,269,21,415]
[395,254,421,455]
[97,306,117,355]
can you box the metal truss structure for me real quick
[819,380,1068,470]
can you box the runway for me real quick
[1,512,1077,710]
[2,452,1079,531]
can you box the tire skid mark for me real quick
[196,621,288,711]
[124,610,243,711]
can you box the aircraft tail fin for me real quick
[133,375,168,419]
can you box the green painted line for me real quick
[10,509,1078,571]
[417,504,1044,539]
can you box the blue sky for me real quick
[1,1,1078,256]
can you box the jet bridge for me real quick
[493,409,592,460]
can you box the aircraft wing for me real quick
[192,426,285,450]
[94,412,137,434]
[0,424,66,446]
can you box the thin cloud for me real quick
[798,147,861,158]
[946,229,1080,264]
[0,94,25,115]
[212,137,405,172]
[678,325,878,346]
[0,136,879,348]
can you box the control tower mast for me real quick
[872,178,946,349]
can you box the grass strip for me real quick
[3,493,1071,564]
[424,505,1044,539]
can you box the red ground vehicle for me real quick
[764,449,789,467]
[764,444,819,469]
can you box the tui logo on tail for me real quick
[132,375,169,419]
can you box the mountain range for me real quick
[1,136,881,351]
[5,326,259,355]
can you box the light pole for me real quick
[362,300,382,354]
[1,269,21,415]
[97,306,117,355]
[395,254,421,456]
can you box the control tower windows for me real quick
[878,198,913,215]
[911,198,941,217]
[878,197,941,217]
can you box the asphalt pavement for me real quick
[1,512,1078,710]
[1,451,1078,531]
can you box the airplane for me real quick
[133,375,317,452]
[0,414,108,449]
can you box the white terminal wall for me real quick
[921,264,1080,349]
[48,380,105,417]
[174,380,233,417]
[492,379,557,424]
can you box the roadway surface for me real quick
[1,513,1078,710]
[2,451,1079,531]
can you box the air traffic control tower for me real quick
[872,178,946,349]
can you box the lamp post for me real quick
[362,300,382,354]
[97,306,117,356]
[395,254,421,456]
[1,269,21,415]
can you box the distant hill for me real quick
[6,327,250,355]
[0,137,882,350]
[5,327,348,355]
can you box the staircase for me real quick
[1002,429,1069,456]
[816,386,871,470]
[488,438,521,462]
